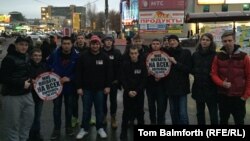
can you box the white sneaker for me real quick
[97,128,107,138]
[76,128,88,139]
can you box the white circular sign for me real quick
[33,72,63,101]
[146,51,172,78]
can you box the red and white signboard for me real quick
[146,51,172,78]
[33,72,63,101]
[139,0,185,10]
[139,11,184,24]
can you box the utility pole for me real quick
[105,0,109,34]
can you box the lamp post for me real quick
[105,0,109,34]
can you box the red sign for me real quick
[139,0,185,10]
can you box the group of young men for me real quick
[0,30,249,141]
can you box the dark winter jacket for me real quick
[191,49,217,102]
[164,46,192,96]
[1,50,31,96]
[76,50,112,91]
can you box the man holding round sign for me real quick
[146,39,171,125]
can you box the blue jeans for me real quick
[169,95,189,125]
[81,90,105,130]
[53,93,73,130]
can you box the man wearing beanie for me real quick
[164,34,192,125]
[76,35,112,139]
[102,35,122,129]
[0,36,34,141]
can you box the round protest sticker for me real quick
[146,51,172,78]
[33,72,63,101]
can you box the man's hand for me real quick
[168,56,177,64]
[77,88,83,96]
[60,77,70,84]
[222,78,231,89]
[104,87,110,95]
[24,79,31,89]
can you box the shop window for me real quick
[243,4,250,11]
[203,5,210,12]
[222,4,228,12]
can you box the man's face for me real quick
[222,35,235,51]
[104,39,113,47]
[129,48,139,62]
[90,41,101,53]
[133,39,143,49]
[168,39,179,48]
[77,35,85,46]
[61,40,72,54]
[151,41,161,51]
[15,41,29,54]
[31,51,42,64]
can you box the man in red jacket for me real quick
[211,31,250,125]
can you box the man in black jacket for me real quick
[102,35,122,129]
[75,35,112,139]
[120,47,147,140]
[0,36,34,141]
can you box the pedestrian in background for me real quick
[0,36,34,141]
[191,33,218,125]
[211,31,250,124]
[164,35,192,125]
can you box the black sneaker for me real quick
[50,130,60,140]
[66,128,74,136]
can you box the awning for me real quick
[185,11,250,23]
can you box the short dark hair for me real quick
[61,36,72,44]
[152,38,161,43]
[132,34,141,40]
[129,46,139,53]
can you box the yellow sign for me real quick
[73,13,80,31]
[198,0,224,4]
[0,15,10,23]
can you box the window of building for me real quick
[203,5,210,12]
[243,4,250,11]
[222,4,228,12]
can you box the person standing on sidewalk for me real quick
[0,36,34,141]
[27,48,48,141]
[211,31,250,124]
[47,36,80,140]
[102,35,122,129]
[164,35,192,125]
[191,33,218,125]
[75,35,112,139]
[120,46,147,140]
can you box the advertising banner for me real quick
[139,0,185,10]
[73,13,80,31]
[146,51,172,78]
[139,11,184,24]
[33,72,63,101]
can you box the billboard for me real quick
[139,0,185,10]
[139,11,184,24]
[73,13,80,31]
[0,15,10,23]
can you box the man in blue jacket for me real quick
[47,36,79,140]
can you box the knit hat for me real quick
[90,35,101,43]
[102,35,114,43]
[168,35,179,42]
[15,36,29,44]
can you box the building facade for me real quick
[41,5,86,32]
